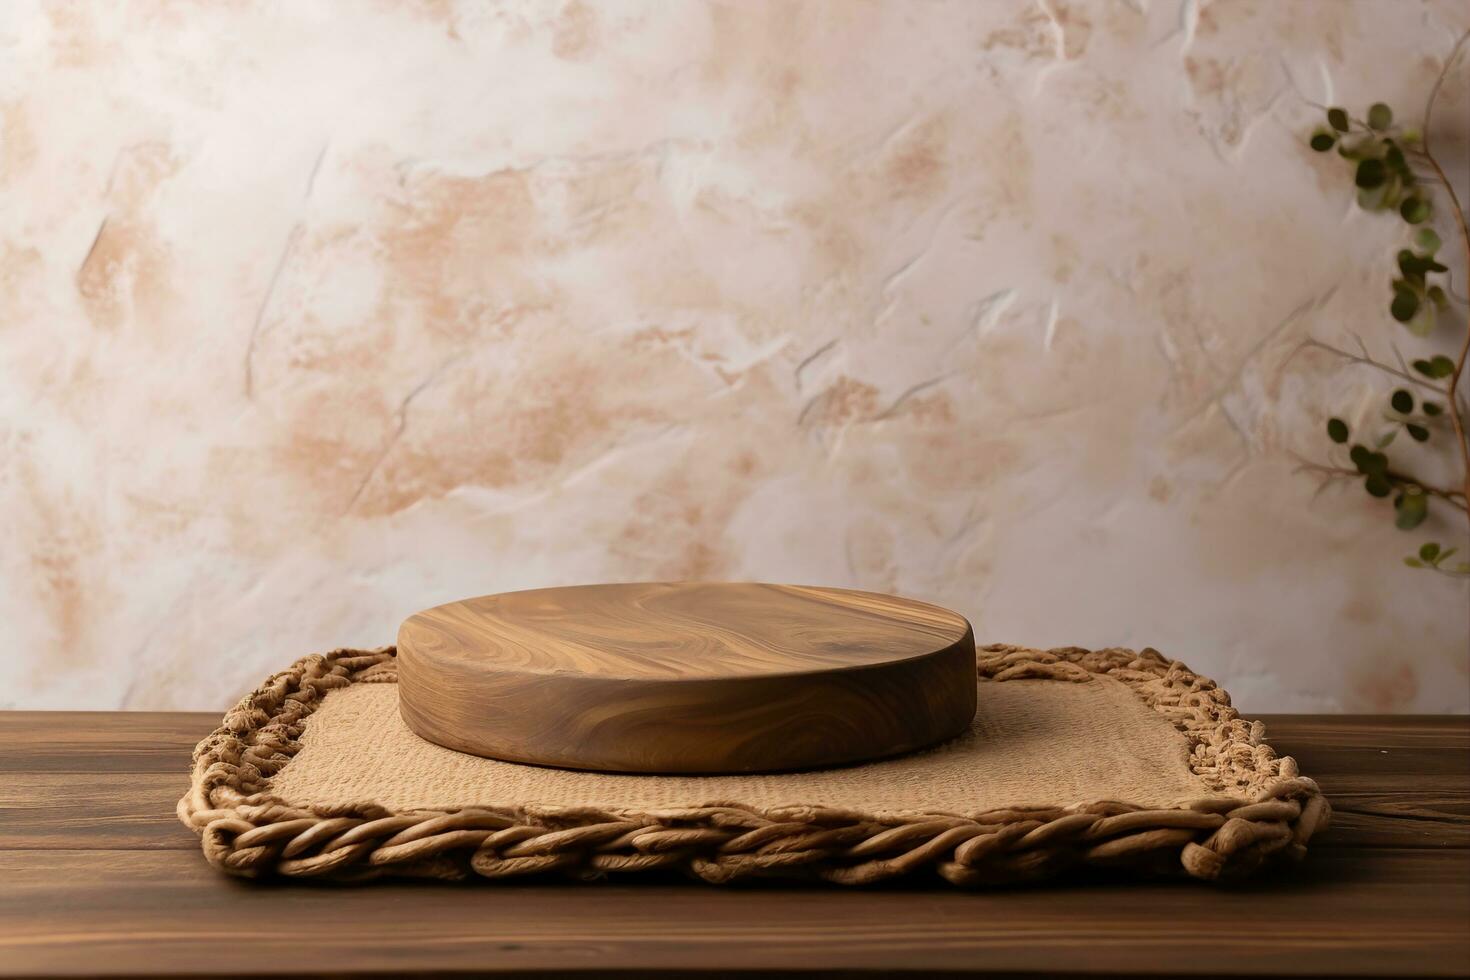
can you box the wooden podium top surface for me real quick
[397,582,973,681]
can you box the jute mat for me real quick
[178,644,1329,885]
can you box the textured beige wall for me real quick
[1,1,1467,712]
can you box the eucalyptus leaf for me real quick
[1356,158,1386,189]
[1365,474,1392,497]
[1415,228,1442,254]
[1394,490,1427,529]
[1327,417,1349,443]
[1403,556,1425,567]
[1400,197,1430,223]
[1390,389,1414,413]
[1327,107,1349,132]
[1412,355,1455,379]
[1390,287,1419,323]
[1310,131,1336,152]
[1368,102,1393,130]
[1420,542,1441,562]
[1424,402,1443,417]
[1396,252,1446,276]
[1376,430,1398,448]
[1406,423,1429,442]
[1405,301,1437,338]
[1357,183,1387,209]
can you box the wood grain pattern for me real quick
[0,712,1467,978]
[397,582,978,773]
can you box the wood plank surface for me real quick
[0,775,195,850]
[1,848,1466,978]
[0,711,213,773]
[1,711,1467,978]
[398,583,978,773]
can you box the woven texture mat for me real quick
[178,645,1329,886]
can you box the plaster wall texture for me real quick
[1,0,1467,711]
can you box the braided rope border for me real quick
[177,644,1329,885]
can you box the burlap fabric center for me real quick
[178,645,1329,885]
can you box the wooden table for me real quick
[2,712,1467,978]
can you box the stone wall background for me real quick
[1,0,1467,711]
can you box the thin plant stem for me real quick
[1293,457,1469,513]
[1421,29,1470,515]
[1291,337,1448,395]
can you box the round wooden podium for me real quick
[396,582,976,773]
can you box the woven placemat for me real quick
[177,644,1328,886]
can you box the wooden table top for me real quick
[2,711,1467,978]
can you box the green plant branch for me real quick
[1293,457,1469,513]
[1418,149,1470,499]
[1421,28,1470,512]
[1300,40,1470,562]
[1422,561,1470,579]
[1291,336,1450,396]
